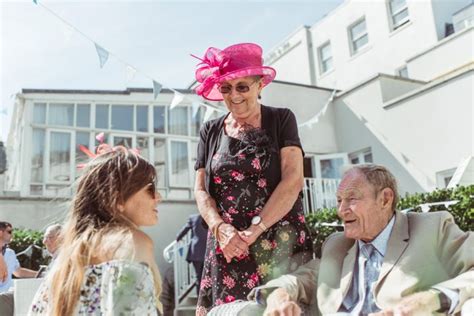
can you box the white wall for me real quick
[311,0,440,90]
[262,81,338,154]
[407,26,474,81]
[0,198,197,272]
[335,70,474,193]
[265,26,315,85]
[431,0,473,39]
[334,78,425,194]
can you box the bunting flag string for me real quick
[191,101,201,118]
[31,0,226,121]
[153,81,163,100]
[170,92,184,110]
[298,89,336,129]
[125,65,137,83]
[94,43,109,68]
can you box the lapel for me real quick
[375,211,410,291]
[339,242,358,301]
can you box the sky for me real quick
[0,0,344,141]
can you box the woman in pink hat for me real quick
[193,43,313,314]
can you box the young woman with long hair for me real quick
[29,146,163,315]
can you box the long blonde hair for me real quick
[48,148,162,315]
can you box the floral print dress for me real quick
[29,260,159,316]
[196,127,313,315]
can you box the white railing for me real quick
[163,231,197,306]
[302,178,340,214]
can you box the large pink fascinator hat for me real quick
[192,43,276,101]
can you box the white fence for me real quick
[302,178,340,214]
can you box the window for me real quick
[169,140,190,186]
[96,104,109,129]
[349,148,373,165]
[48,103,73,126]
[33,103,46,124]
[349,18,369,55]
[49,131,71,182]
[137,137,150,160]
[75,132,90,178]
[136,106,148,132]
[314,153,349,179]
[153,106,166,133]
[397,66,409,78]
[388,0,409,30]
[436,168,456,188]
[318,42,333,74]
[31,129,45,182]
[111,105,133,131]
[76,104,90,127]
[191,107,204,137]
[153,138,166,188]
[168,107,188,136]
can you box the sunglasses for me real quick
[218,80,258,94]
[5,230,12,234]
[147,181,162,201]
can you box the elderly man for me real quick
[43,224,61,259]
[243,164,473,315]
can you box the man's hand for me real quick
[0,254,7,282]
[217,223,249,263]
[264,288,301,316]
[370,290,441,316]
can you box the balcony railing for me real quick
[163,231,196,307]
[302,178,340,214]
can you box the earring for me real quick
[258,94,262,100]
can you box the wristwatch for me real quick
[251,216,268,232]
[430,289,451,313]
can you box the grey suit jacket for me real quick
[249,211,473,315]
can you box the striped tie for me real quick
[360,243,381,315]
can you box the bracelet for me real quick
[212,221,225,242]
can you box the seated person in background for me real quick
[234,164,473,315]
[42,224,61,259]
[29,146,163,315]
[0,221,38,316]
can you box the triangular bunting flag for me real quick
[170,92,184,110]
[192,102,201,118]
[94,43,109,68]
[203,106,215,122]
[126,66,137,83]
[33,0,38,4]
[153,81,162,100]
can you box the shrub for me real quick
[305,185,473,258]
[8,228,50,270]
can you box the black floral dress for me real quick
[196,125,313,315]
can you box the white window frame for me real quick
[313,153,349,179]
[110,133,135,148]
[436,168,456,188]
[396,65,409,78]
[45,129,74,185]
[167,138,192,188]
[348,17,369,56]
[318,41,333,75]
[388,0,410,31]
[349,148,373,165]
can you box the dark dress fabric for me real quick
[195,105,313,315]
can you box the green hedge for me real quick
[306,185,474,258]
[9,228,50,270]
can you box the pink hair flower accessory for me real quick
[76,132,140,169]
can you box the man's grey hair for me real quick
[44,224,62,238]
[343,164,399,212]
